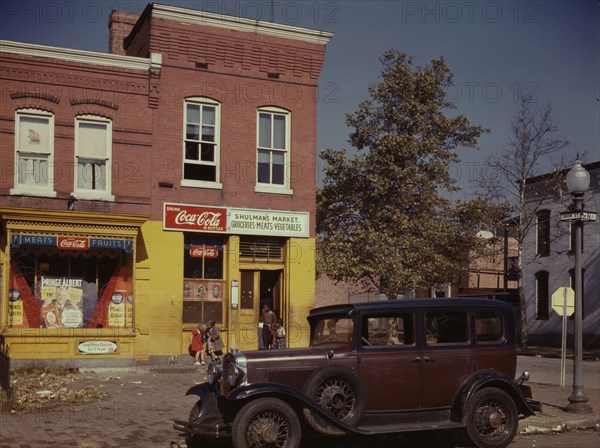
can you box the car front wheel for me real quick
[465,387,519,448]
[232,397,301,448]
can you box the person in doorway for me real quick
[208,320,224,363]
[272,318,286,349]
[190,323,205,365]
[262,304,276,349]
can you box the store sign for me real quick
[78,340,118,354]
[11,233,133,253]
[163,203,310,238]
[163,203,227,233]
[58,237,89,250]
[229,208,309,238]
[189,245,219,258]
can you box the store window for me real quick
[182,97,221,188]
[183,235,224,325]
[8,237,133,329]
[256,107,291,193]
[11,109,56,197]
[74,115,113,200]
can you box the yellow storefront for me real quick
[0,207,146,367]
[0,204,315,367]
[161,202,315,356]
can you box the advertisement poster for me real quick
[40,276,84,328]
[8,289,24,326]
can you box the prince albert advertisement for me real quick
[40,276,85,328]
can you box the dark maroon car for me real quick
[174,298,539,448]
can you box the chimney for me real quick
[109,10,139,55]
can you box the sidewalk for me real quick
[0,354,598,447]
[516,355,599,432]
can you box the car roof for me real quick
[308,298,514,318]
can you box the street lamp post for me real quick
[564,160,593,413]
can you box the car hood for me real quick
[235,347,332,389]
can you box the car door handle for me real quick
[410,357,422,363]
[424,357,435,363]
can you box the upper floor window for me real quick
[256,107,292,194]
[74,115,113,200]
[535,270,549,320]
[536,210,551,256]
[182,98,221,188]
[11,109,56,197]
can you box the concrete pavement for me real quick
[0,354,598,447]
[516,355,599,432]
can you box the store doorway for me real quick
[260,270,282,319]
[238,269,284,351]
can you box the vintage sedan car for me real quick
[174,298,539,448]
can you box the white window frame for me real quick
[181,97,222,189]
[255,107,293,195]
[72,115,114,201]
[10,109,57,197]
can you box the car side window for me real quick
[362,313,414,347]
[426,311,469,344]
[313,317,354,346]
[474,311,504,343]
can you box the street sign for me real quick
[552,287,575,316]
[560,211,597,222]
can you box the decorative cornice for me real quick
[10,91,60,103]
[70,98,119,110]
[151,4,333,46]
[0,40,152,71]
[0,207,148,231]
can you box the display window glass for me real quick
[182,235,224,325]
[8,245,133,329]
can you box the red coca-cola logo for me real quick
[164,204,227,232]
[189,246,218,258]
[58,237,89,250]
[175,211,222,228]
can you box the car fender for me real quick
[224,382,371,435]
[185,382,222,422]
[452,369,535,421]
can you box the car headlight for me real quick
[207,361,222,385]
[226,362,245,387]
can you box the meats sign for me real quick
[163,204,227,232]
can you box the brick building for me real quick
[522,161,600,350]
[0,3,332,367]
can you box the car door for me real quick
[419,309,475,409]
[357,312,422,411]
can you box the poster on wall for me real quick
[40,276,84,328]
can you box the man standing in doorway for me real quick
[262,304,276,349]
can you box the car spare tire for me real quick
[302,365,366,436]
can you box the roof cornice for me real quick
[0,40,152,71]
[151,3,333,45]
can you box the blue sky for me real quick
[1,1,598,196]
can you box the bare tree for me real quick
[476,96,572,347]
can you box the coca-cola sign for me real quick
[57,237,89,250]
[189,246,219,258]
[164,203,227,233]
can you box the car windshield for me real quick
[311,317,354,346]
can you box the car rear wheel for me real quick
[465,387,518,448]
[232,397,301,448]
[302,365,366,436]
